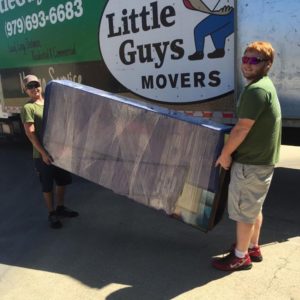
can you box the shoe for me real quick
[212,251,252,271]
[48,212,62,229]
[56,205,79,218]
[188,51,204,60]
[230,243,263,262]
[248,246,263,262]
[207,49,225,59]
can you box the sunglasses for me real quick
[26,82,40,90]
[242,56,268,65]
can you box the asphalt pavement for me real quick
[0,139,299,300]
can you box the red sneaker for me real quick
[248,246,263,262]
[230,244,263,263]
[212,251,252,271]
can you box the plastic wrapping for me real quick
[43,81,230,231]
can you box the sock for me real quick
[249,243,257,249]
[235,248,246,258]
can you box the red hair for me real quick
[245,41,275,64]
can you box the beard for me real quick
[242,67,267,82]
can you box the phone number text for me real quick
[5,0,83,37]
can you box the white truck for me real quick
[0,0,299,143]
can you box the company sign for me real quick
[99,0,234,103]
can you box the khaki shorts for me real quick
[228,162,274,224]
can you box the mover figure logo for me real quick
[183,0,234,61]
[99,0,234,103]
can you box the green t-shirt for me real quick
[21,101,44,158]
[234,76,282,165]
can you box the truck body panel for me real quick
[0,0,299,132]
[237,0,300,122]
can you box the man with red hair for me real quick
[213,41,281,271]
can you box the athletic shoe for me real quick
[56,205,79,218]
[230,243,263,262]
[248,246,263,262]
[48,212,62,229]
[212,251,252,271]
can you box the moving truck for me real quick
[0,0,299,141]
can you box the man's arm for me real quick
[215,118,255,170]
[23,122,53,165]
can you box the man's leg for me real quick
[246,212,264,262]
[36,159,55,212]
[56,185,65,207]
[43,191,62,229]
[208,10,234,58]
[212,163,253,271]
[55,184,79,218]
[236,221,255,253]
[188,15,215,60]
[236,211,263,251]
[53,167,78,217]
[34,159,62,229]
[43,191,54,212]
[234,215,263,263]
[250,211,263,246]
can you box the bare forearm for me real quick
[221,125,251,156]
[23,122,52,164]
[215,119,254,170]
[25,131,47,156]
